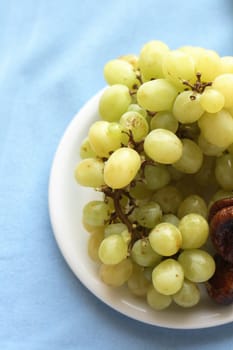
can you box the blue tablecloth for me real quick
[1,0,233,349]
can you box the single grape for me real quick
[127,103,147,119]
[172,279,200,308]
[119,54,139,69]
[119,111,149,142]
[178,213,209,249]
[138,40,169,80]
[104,59,138,88]
[131,238,162,267]
[144,129,183,164]
[150,111,178,133]
[127,264,150,297]
[99,258,133,287]
[173,138,203,174]
[178,249,216,283]
[161,214,180,227]
[147,285,172,310]
[137,79,178,112]
[144,164,171,191]
[198,109,233,148]
[74,158,105,188]
[152,185,183,214]
[215,153,233,190]
[99,84,131,122]
[149,222,182,256]
[162,49,196,88]
[135,201,162,228]
[177,195,207,218]
[98,234,128,265]
[152,259,184,295]
[88,120,124,158]
[195,49,221,81]
[173,91,204,124]
[83,201,110,227]
[104,223,127,237]
[104,147,141,189]
[200,88,225,113]
[212,73,233,108]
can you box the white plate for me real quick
[48,89,233,329]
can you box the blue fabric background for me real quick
[1,0,233,349]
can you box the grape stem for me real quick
[182,72,212,94]
[101,186,146,247]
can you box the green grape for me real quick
[194,156,218,188]
[104,59,138,88]
[88,230,104,262]
[220,56,233,74]
[178,249,215,283]
[144,129,183,164]
[198,109,233,148]
[135,201,162,228]
[195,49,221,81]
[208,189,233,210]
[104,223,127,237]
[127,264,150,297]
[144,164,171,190]
[99,84,131,122]
[99,258,133,287]
[98,234,128,265]
[127,103,147,118]
[149,222,182,256]
[161,214,180,227]
[179,45,204,61]
[150,111,178,133]
[79,137,96,159]
[177,195,207,218]
[173,139,203,174]
[129,181,153,200]
[82,219,105,235]
[212,73,233,108]
[152,259,184,295]
[172,279,200,308]
[104,147,141,189]
[74,158,105,188]
[200,88,225,113]
[119,111,149,142]
[173,91,204,124]
[119,54,139,69]
[197,133,225,157]
[137,79,178,112]
[152,185,183,214]
[131,238,162,267]
[83,201,110,227]
[88,121,124,158]
[162,50,196,88]
[147,284,172,310]
[138,40,169,80]
[178,213,209,249]
[215,153,233,190]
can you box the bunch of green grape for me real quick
[74,40,233,310]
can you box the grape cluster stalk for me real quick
[75,40,233,310]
